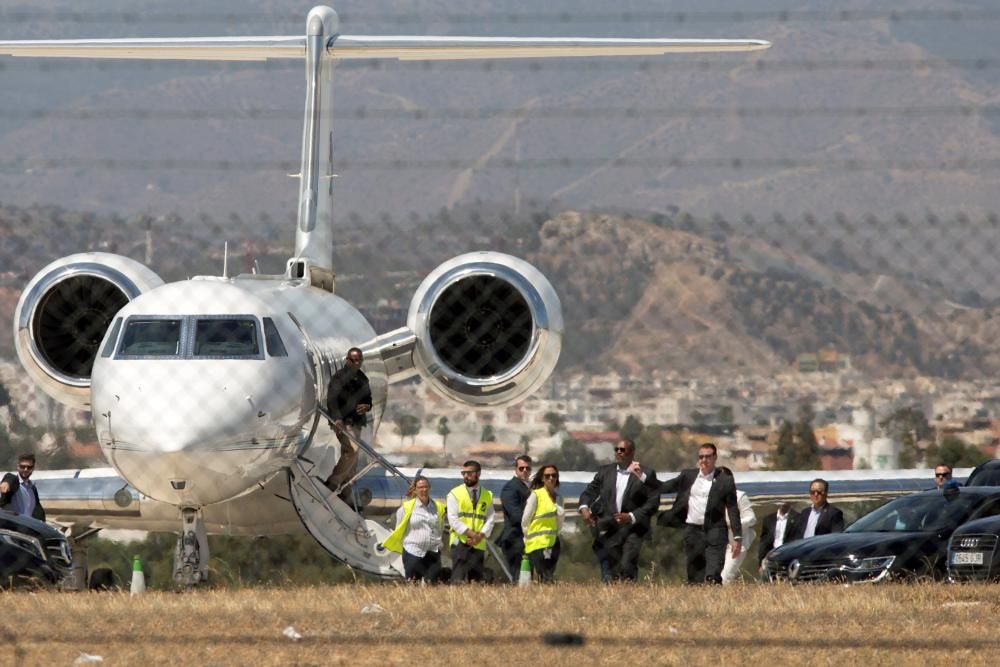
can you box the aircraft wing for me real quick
[0,35,769,62]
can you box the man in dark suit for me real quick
[757,502,797,567]
[792,478,844,539]
[658,443,742,584]
[579,439,659,581]
[496,455,533,578]
[0,452,46,521]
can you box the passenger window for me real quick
[101,318,123,358]
[263,317,288,357]
[971,500,1000,520]
[194,319,260,357]
[119,319,182,357]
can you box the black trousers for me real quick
[450,542,486,583]
[402,549,442,583]
[498,533,524,581]
[526,539,561,583]
[683,523,727,584]
[604,531,644,581]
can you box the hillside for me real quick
[3,202,997,380]
[3,0,1000,300]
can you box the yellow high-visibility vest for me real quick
[524,488,559,554]
[449,484,493,551]
[381,497,446,554]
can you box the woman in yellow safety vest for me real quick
[521,464,564,582]
[381,475,447,582]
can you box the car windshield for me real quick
[846,493,984,533]
[966,466,1000,487]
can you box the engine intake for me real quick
[408,252,562,407]
[14,253,163,409]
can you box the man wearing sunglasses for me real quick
[791,478,844,540]
[658,443,742,584]
[578,439,660,581]
[0,452,46,521]
[323,347,372,506]
[933,464,953,490]
[496,455,533,580]
[446,460,495,582]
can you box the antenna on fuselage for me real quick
[222,241,229,278]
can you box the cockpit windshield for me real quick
[194,319,260,357]
[118,319,182,357]
[115,315,266,360]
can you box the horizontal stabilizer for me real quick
[0,35,769,62]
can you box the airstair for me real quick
[287,407,406,578]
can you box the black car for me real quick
[0,509,72,586]
[762,486,1000,583]
[947,516,1000,581]
[965,459,1000,487]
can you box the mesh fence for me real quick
[2,2,1000,593]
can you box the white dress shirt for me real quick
[396,498,443,558]
[521,491,566,535]
[725,490,756,547]
[685,470,715,525]
[446,484,495,538]
[803,506,822,538]
[773,511,791,549]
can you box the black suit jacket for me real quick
[658,468,741,546]
[791,503,844,540]
[757,509,798,564]
[0,472,46,522]
[497,476,531,545]
[579,463,660,538]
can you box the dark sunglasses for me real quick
[17,464,34,470]
[543,473,559,479]
[697,454,715,460]
[613,447,628,453]
[809,489,827,496]
[517,466,531,472]
[935,472,951,478]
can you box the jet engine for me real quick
[14,252,164,409]
[407,252,562,407]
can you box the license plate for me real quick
[951,552,985,565]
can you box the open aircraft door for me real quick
[288,460,404,578]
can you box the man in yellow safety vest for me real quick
[446,460,495,582]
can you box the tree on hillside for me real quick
[879,407,932,469]
[636,427,687,473]
[540,438,598,471]
[519,433,532,456]
[770,405,821,470]
[436,416,451,451]
[621,415,643,442]
[393,413,421,446]
[543,411,566,436]
[926,436,984,469]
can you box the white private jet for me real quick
[0,6,770,586]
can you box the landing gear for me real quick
[173,508,209,589]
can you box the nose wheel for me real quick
[173,508,209,589]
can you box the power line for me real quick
[2,105,999,121]
[4,58,1000,73]
[4,9,1000,25]
[5,157,1000,172]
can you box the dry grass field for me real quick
[2,583,997,666]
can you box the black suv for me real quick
[0,510,72,586]
[763,486,1000,583]
[965,459,1000,487]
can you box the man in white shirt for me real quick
[446,460,496,582]
[720,479,756,585]
[757,502,797,569]
[659,443,742,584]
[0,452,46,521]
[578,439,660,581]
